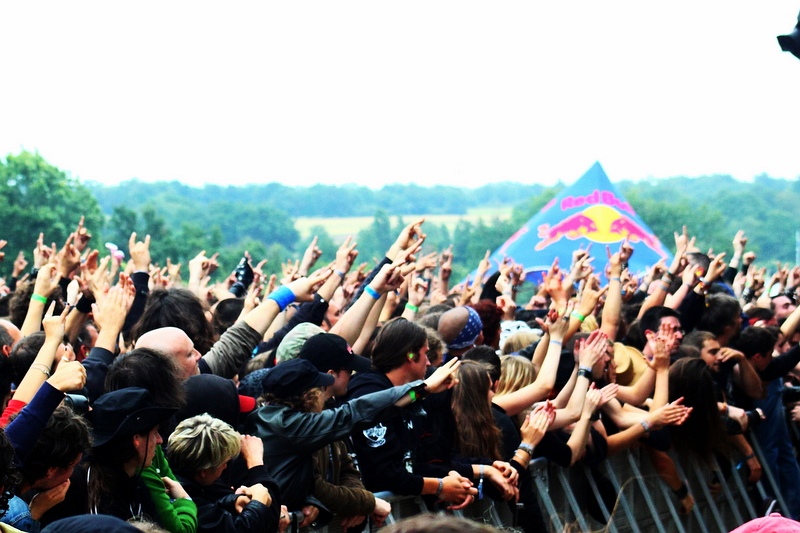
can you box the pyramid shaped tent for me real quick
[484,162,672,283]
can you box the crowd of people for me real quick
[0,216,798,533]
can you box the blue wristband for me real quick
[267,286,296,312]
[364,285,381,300]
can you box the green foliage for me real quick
[0,151,103,262]
[356,211,393,264]
[511,185,565,227]
[88,180,544,218]
[299,226,337,265]
[107,206,138,248]
[6,150,800,286]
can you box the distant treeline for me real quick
[3,151,799,285]
[86,172,800,280]
[89,180,546,218]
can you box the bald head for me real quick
[136,327,201,380]
[0,319,21,346]
[437,306,483,352]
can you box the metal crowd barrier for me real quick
[304,439,785,533]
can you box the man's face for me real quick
[658,316,684,354]
[173,334,202,380]
[646,316,683,356]
[700,338,722,373]
[329,368,352,398]
[408,342,431,381]
[34,453,82,490]
[773,296,796,320]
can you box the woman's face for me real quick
[134,426,163,470]
[200,460,229,486]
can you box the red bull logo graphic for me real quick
[536,214,597,250]
[535,204,667,257]
[560,189,634,215]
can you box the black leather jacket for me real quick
[243,380,421,510]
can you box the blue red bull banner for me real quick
[480,162,671,284]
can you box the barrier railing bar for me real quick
[648,466,687,533]
[556,467,590,532]
[530,458,565,532]
[668,452,711,533]
[601,460,642,533]
[688,457,727,532]
[725,458,757,521]
[581,464,618,533]
[625,451,668,533]
[708,456,744,526]
[750,437,789,517]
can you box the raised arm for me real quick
[13,304,69,405]
[20,263,62,337]
[551,330,608,429]
[493,307,571,416]
[316,236,358,303]
[600,243,630,340]
[564,387,602,465]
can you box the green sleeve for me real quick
[140,446,198,533]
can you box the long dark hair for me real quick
[371,318,427,374]
[105,348,186,410]
[131,288,215,354]
[87,434,141,513]
[668,358,731,464]
[451,361,502,461]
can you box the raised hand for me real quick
[333,236,359,276]
[56,234,81,277]
[73,215,92,253]
[299,236,323,276]
[649,398,692,430]
[33,233,55,268]
[12,251,28,277]
[286,269,332,302]
[33,263,62,299]
[732,230,747,257]
[424,358,461,393]
[439,245,454,282]
[128,233,151,272]
[42,302,69,342]
[389,219,426,260]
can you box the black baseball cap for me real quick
[299,333,372,373]
[261,358,335,398]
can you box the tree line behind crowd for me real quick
[2,150,799,284]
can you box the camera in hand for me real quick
[229,256,254,298]
[64,394,90,415]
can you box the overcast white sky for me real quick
[1,2,799,189]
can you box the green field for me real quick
[295,207,513,240]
